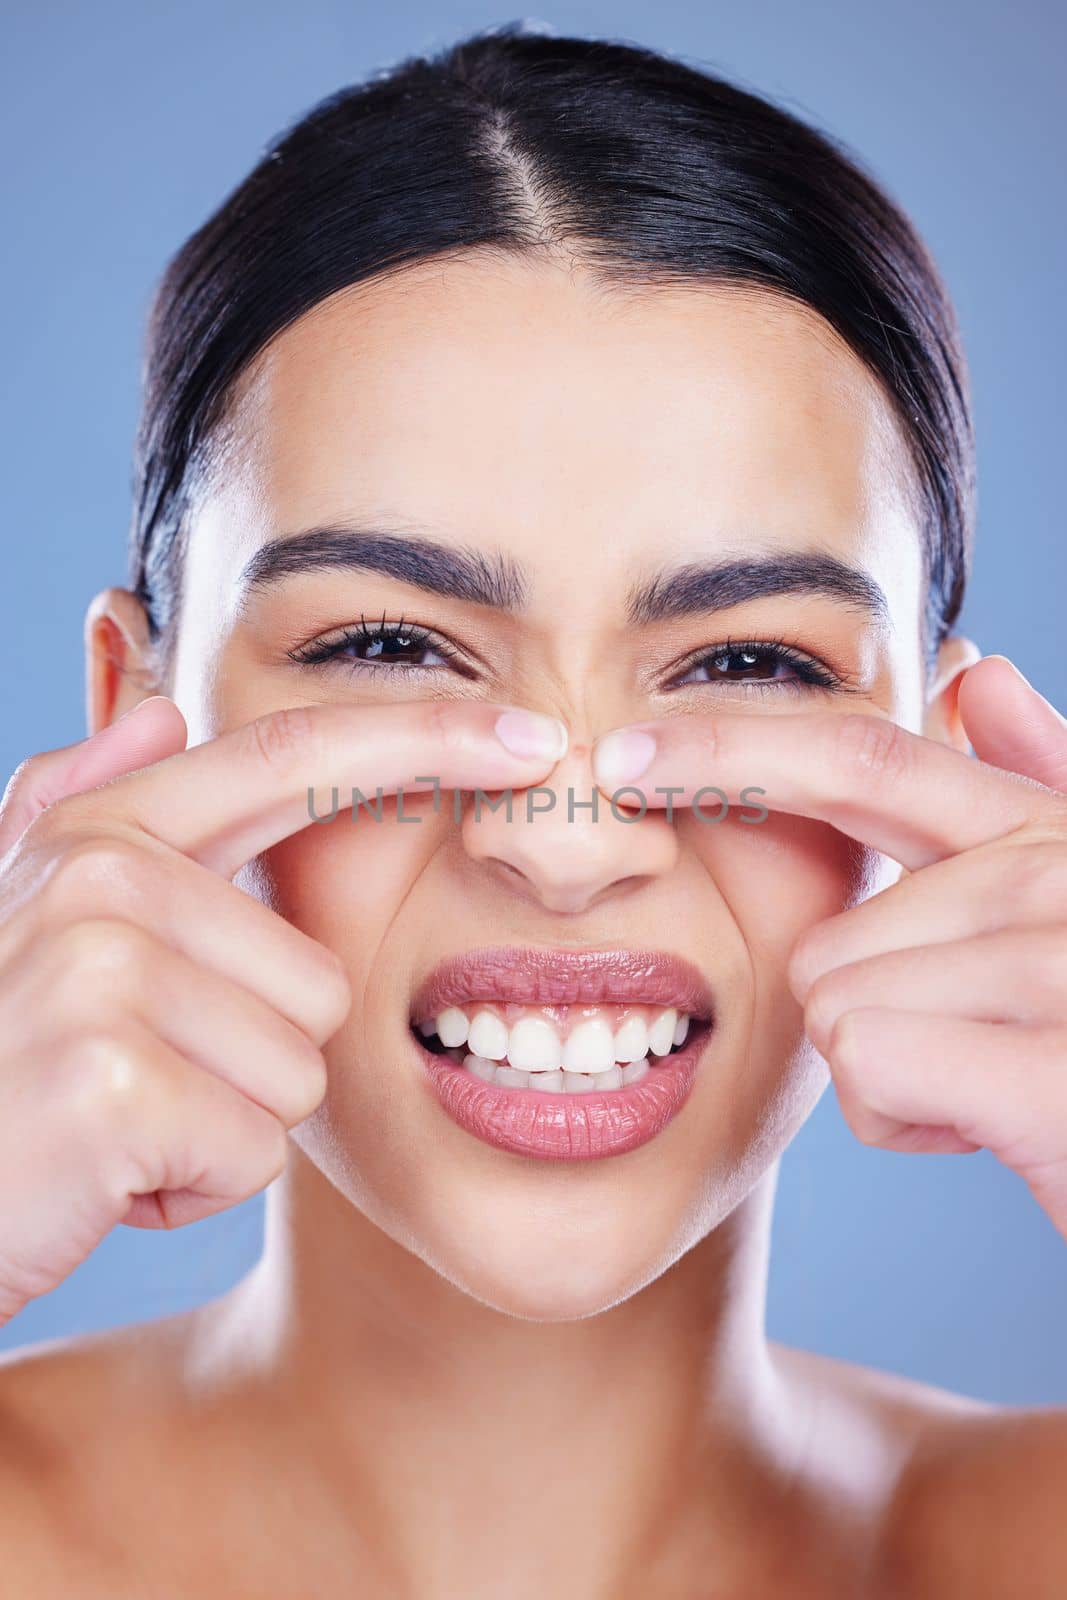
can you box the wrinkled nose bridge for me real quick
[459,741,678,910]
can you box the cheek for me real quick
[245,795,445,985]
[684,809,890,975]
[678,808,891,1080]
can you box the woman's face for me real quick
[164,254,956,1319]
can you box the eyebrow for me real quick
[626,551,889,626]
[238,523,527,610]
[237,520,889,626]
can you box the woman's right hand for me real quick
[0,694,566,1326]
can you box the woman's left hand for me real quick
[591,654,1067,1239]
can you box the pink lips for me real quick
[410,946,714,1161]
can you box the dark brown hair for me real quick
[128,22,974,677]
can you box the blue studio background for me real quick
[2,1,1064,1402]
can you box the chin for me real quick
[413,1208,694,1323]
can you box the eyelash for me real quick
[287,614,470,678]
[666,635,851,695]
[286,617,852,695]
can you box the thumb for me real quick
[957,655,1067,794]
[0,695,188,854]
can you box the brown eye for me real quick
[338,630,443,666]
[670,639,840,693]
[287,615,472,677]
[706,648,782,680]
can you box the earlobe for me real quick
[83,587,162,737]
[922,633,982,755]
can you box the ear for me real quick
[83,587,164,737]
[922,633,983,754]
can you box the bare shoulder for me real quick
[0,1316,194,1592]
[771,1340,1067,1597]
[0,1310,389,1596]
[882,1386,1067,1598]
[0,1311,187,1445]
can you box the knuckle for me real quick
[268,1016,330,1126]
[423,698,476,759]
[848,1112,885,1149]
[831,714,912,784]
[826,1009,864,1075]
[17,796,91,859]
[316,955,352,1039]
[288,1045,329,1124]
[804,968,846,1045]
[1,751,47,807]
[787,926,826,997]
[831,1074,884,1148]
[42,836,147,912]
[1003,840,1067,918]
[246,705,318,771]
[424,699,457,750]
[1026,928,1067,998]
[53,917,151,993]
[62,1026,149,1125]
[257,1115,290,1184]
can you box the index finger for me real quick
[39,700,568,879]
[591,709,1064,869]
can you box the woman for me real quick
[1,22,1065,1596]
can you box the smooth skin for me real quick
[1,252,1066,1597]
[592,667,1067,1191]
[0,697,565,1307]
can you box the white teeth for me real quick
[465,1053,497,1081]
[428,1005,698,1082]
[561,1018,616,1074]
[467,1009,509,1061]
[621,1057,650,1085]
[527,1070,565,1092]
[563,1070,598,1093]
[648,1008,678,1057]
[435,1006,470,1049]
[612,1015,649,1063]
[507,1016,562,1072]
[460,1051,664,1091]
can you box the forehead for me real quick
[195,252,922,599]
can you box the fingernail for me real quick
[115,694,168,724]
[494,708,569,762]
[984,653,1032,689]
[593,728,657,788]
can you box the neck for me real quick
[185,1145,807,1594]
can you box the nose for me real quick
[460,740,679,914]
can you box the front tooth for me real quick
[495,1066,530,1088]
[648,1008,678,1057]
[563,1070,598,1093]
[613,1015,649,1063]
[561,1018,616,1073]
[436,1007,470,1048]
[464,1053,496,1081]
[468,1009,508,1060]
[621,1056,650,1085]
[507,1016,562,1072]
[527,1070,565,1093]
[597,1065,623,1089]
[673,1013,690,1048]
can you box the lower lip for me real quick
[413,1029,708,1161]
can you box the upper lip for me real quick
[410,946,716,1029]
